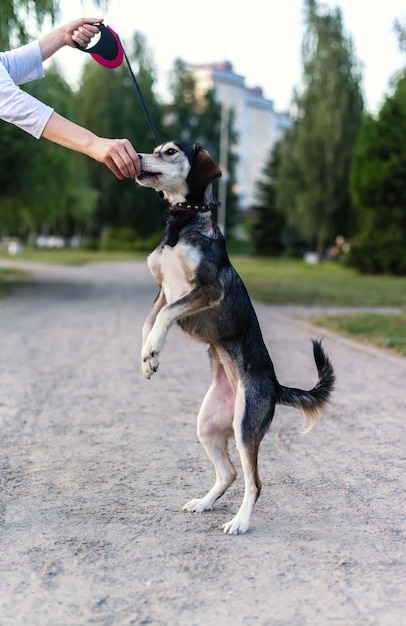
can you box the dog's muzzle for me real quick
[137,170,160,180]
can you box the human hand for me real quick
[64,18,104,49]
[89,137,142,179]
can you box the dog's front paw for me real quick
[141,347,159,379]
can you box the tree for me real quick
[0,1,106,48]
[394,14,406,52]
[275,0,363,256]
[249,141,307,257]
[249,143,286,256]
[349,75,406,275]
[0,66,98,239]
[0,0,57,49]
[0,0,61,234]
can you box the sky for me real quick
[52,0,406,115]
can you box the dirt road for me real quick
[0,260,405,626]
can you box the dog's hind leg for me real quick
[222,381,265,535]
[183,360,237,513]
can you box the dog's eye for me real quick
[165,148,178,156]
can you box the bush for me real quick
[349,77,406,275]
[346,235,406,275]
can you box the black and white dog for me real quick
[136,141,335,535]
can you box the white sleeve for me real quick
[0,41,54,139]
[0,41,45,85]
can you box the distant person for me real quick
[0,17,141,180]
[326,235,348,262]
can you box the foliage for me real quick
[0,0,57,49]
[275,0,363,255]
[0,66,97,238]
[0,1,106,48]
[394,14,406,53]
[248,141,309,257]
[248,143,287,256]
[349,75,406,275]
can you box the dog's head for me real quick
[136,141,221,206]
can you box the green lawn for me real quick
[231,257,406,357]
[0,248,143,266]
[1,250,405,356]
[305,312,406,357]
[231,257,406,307]
[0,267,31,297]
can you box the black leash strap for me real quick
[122,49,161,146]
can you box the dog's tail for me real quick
[276,339,335,433]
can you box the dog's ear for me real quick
[186,143,222,191]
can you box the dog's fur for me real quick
[136,140,335,535]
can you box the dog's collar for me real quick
[169,202,215,213]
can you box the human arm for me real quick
[41,111,141,179]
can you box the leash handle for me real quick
[75,23,160,144]
[74,23,123,68]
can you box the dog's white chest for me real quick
[148,243,201,303]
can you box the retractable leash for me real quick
[75,23,161,145]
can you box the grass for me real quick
[0,248,143,266]
[1,249,405,356]
[231,257,406,307]
[230,257,406,357]
[0,267,32,297]
[305,312,406,357]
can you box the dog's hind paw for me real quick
[142,352,159,379]
[183,498,213,513]
[222,516,250,535]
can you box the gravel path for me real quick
[0,260,405,626]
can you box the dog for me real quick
[136,140,335,535]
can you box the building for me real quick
[190,61,291,212]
